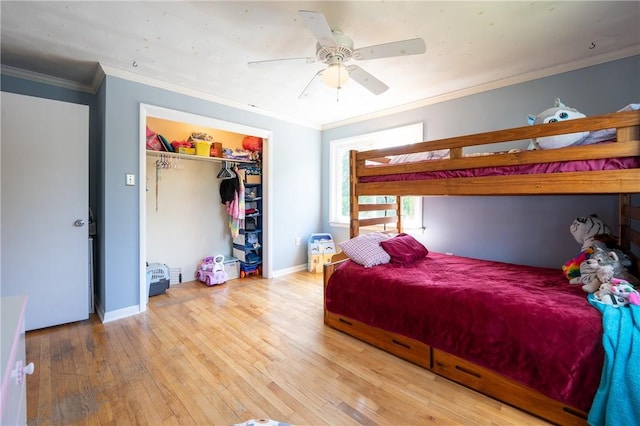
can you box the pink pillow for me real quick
[338,232,392,268]
[380,233,429,265]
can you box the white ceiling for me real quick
[1,1,639,128]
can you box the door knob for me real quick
[74,219,86,227]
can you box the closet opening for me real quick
[138,103,272,312]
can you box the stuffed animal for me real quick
[564,214,613,283]
[569,214,613,252]
[593,282,629,307]
[610,277,640,305]
[528,98,589,149]
[563,214,635,286]
[528,102,640,150]
[579,248,638,293]
[593,278,640,307]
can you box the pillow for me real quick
[338,232,392,268]
[380,233,429,265]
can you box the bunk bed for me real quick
[323,109,640,425]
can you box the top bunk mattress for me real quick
[325,252,604,412]
[360,155,640,183]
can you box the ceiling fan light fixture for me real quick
[321,62,349,88]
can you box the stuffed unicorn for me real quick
[610,277,640,306]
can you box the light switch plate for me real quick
[125,173,136,186]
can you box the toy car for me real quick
[196,255,228,286]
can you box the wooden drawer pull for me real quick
[392,339,411,349]
[455,365,481,378]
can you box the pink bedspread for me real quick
[325,252,604,412]
[360,157,639,182]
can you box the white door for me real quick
[1,92,89,331]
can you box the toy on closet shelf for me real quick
[196,255,228,286]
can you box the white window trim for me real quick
[329,123,423,231]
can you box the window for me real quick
[329,123,423,230]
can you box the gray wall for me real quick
[99,76,322,312]
[2,54,638,315]
[1,73,322,316]
[322,55,640,268]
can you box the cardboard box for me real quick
[246,174,261,184]
[210,142,223,157]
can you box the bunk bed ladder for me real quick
[349,150,402,238]
[620,194,640,273]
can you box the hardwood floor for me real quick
[26,272,550,425]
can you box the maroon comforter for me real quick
[360,156,640,183]
[325,252,604,412]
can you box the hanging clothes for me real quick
[219,177,239,205]
[226,168,245,238]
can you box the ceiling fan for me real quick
[248,10,426,99]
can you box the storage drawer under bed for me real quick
[431,348,587,425]
[325,311,431,370]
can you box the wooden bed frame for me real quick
[324,109,640,425]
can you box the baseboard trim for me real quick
[271,263,308,278]
[97,303,143,323]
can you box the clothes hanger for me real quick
[217,161,237,179]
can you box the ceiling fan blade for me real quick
[298,70,324,99]
[248,57,316,67]
[298,10,338,48]
[353,38,426,60]
[347,65,389,95]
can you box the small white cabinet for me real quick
[1,295,32,425]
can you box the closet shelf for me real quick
[146,150,254,164]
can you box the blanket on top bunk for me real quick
[361,156,640,182]
[587,298,640,426]
[326,252,604,411]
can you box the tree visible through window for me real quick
[329,123,423,230]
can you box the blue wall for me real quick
[99,76,322,312]
[2,73,322,315]
[3,55,638,315]
[322,55,640,268]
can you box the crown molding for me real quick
[98,64,321,130]
[0,64,98,94]
[321,47,640,130]
[3,46,636,132]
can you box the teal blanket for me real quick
[588,295,640,426]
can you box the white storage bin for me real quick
[233,247,247,262]
[233,233,245,246]
[224,257,239,280]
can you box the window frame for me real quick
[329,123,424,230]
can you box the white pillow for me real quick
[338,232,392,268]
